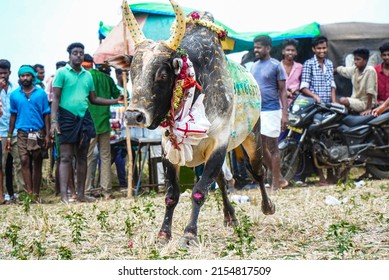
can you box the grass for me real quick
[0,168,388,260]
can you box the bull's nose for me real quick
[125,110,146,126]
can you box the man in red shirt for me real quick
[375,42,389,105]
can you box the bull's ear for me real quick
[106,54,133,70]
[172,58,183,75]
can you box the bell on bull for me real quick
[109,0,275,247]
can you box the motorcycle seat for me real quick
[368,111,389,126]
[342,114,375,127]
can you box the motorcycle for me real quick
[279,94,389,182]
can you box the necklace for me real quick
[22,87,34,100]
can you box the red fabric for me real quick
[375,64,389,103]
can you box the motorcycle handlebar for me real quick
[315,101,347,114]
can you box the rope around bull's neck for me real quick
[160,48,202,150]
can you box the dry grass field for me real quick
[0,170,388,260]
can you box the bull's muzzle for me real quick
[125,110,146,126]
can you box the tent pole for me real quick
[122,0,133,199]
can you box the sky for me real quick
[1,0,389,83]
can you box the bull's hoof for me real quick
[157,231,171,244]
[262,199,276,215]
[224,214,238,227]
[179,232,199,248]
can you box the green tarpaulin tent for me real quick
[95,2,320,63]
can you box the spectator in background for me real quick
[33,64,46,89]
[82,54,100,195]
[81,54,94,71]
[46,61,66,104]
[279,38,303,142]
[0,59,25,204]
[335,48,377,115]
[86,62,120,200]
[300,36,336,104]
[281,38,303,105]
[46,61,67,185]
[375,42,389,105]
[300,36,337,186]
[7,65,51,201]
[111,68,128,189]
[51,42,122,204]
[251,35,288,191]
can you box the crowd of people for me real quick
[1,36,389,204]
[246,36,389,189]
[0,42,123,205]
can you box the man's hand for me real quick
[117,95,125,104]
[0,78,6,90]
[360,109,372,116]
[372,104,387,117]
[50,122,61,140]
[44,134,51,149]
[281,110,288,131]
[5,138,12,151]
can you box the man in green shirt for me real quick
[51,42,122,204]
[86,63,120,199]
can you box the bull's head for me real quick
[118,0,186,129]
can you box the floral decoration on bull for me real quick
[160,47,202,134]
[186,12,227,40]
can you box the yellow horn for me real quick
[165,0,186,50]
[122,0,146,44]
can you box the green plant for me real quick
[58,246,73,260]
[213,188,223,211]
[336,175,356,193]
[360,192,372,201]
[327,221,360,259]
[222,211,255,258]
[148,248,162,260]
[2,224,21,247]
[1,224,34,260]
[19,193,36,213]
[31,240,46,259]
[124,217,135,239]
[143,201,156,220]
[130,205,141,216]
[148,190,157,199]
[65,210,88,245]
[96,210,109,230]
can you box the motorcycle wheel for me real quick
[366,164,389,179]
[280,144,301,182]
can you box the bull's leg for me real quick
[215,170,238,227]
[181,147,227,247]
[158,159,180,242]
[241,121,275,215]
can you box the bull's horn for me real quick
[164,0,186,50]
[122,0,146,44]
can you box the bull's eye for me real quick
[155,69,168,82]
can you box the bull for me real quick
[109,0,275,246]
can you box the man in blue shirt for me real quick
[250,35,288,191]
[6,65,51,201]
[0,59,25,204]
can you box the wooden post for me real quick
[122,1,133,199]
